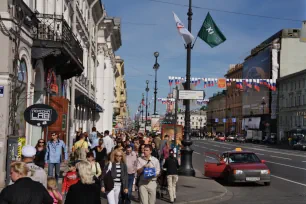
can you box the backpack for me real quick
[74,141,87,161]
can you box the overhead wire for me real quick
[144,0,304,22]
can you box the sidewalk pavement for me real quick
[56,165,227,204]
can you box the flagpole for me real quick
[178,0,195,177]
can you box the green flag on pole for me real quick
[197,12,226,48]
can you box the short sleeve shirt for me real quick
[137,156,160,185]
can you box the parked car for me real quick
[217,135,226,142]
[293,139,306,150]
[234,135,246,143]
[226,135,235,142]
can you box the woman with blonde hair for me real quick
[65,161,100,204]
[101,149,128,204]
[0,162,53,204]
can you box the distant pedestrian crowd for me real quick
[0,127,181,204]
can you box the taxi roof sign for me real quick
[235,148,242,151]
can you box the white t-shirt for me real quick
[103,135,114,154]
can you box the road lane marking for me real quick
[194,144,199,147]
[271,175,306,187]
[302,161,306,162]
[194,151,200,155]
[212,145,220,147]
[206,156,216,160]
[209,148,220,152]
[254,152,265,155]
[223,147,232,149]
[266,160,306,171]
[196,140,306,158]
[270,155,292,160]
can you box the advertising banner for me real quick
[161,124,183,144]
[242,48,271,116]
[151,115,161,132]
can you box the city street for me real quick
[192,139,306,204]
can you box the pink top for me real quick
[49,191,63,204]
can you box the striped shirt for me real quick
[114,163,121,183]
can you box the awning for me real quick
[75,95,103,113]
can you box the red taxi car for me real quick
[204,148,271,186]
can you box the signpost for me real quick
[178,90,205,100]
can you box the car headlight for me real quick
[233,170,243,175]
[261,170,270,174]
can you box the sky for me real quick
[101,0,306,118]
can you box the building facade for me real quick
[278,69,306,140]
[225,64,243,134]
[177,110,207,130]
[114,56,128,128]
[207,91,227,134]
[0,0,122,188]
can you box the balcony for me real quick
[76,74,89,89]
[32,14,84,79]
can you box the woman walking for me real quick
[65,161,100,204]
[93,139,107,169]
[86,152,102,186]
[101,149,128,204]
[34,139,46,168]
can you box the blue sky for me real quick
[102,0,305,118]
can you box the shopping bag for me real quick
[144,167,156,179]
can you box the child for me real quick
[47,177,63,204]
[61,162,80,196]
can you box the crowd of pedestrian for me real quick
[0,128,181,204]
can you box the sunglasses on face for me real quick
[115,155,122,158]
[39,141,44,143]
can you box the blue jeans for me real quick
[127,174,135,203]
[48,163,60,182]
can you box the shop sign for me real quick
[24,104,58,127]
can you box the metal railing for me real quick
[33,14,83,62]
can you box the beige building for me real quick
[114,56,128,128]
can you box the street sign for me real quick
[300,21,306,43]
[24,104,58,127]
[0,86,4,97]
[178,90,205,100]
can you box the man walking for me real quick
[103,130,115,155]
[45,132,68,182]
[9,145,48,188]
[137,144,160,204]
[126,145,137,203]
[163,149,179,203]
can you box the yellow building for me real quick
[114,56,128,128]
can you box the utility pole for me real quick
[179,0,195,176]
[174,86,179,142]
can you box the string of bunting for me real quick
[168,76,277,92]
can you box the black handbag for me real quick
[103,169,114,191]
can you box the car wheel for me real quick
[264,182,271,186]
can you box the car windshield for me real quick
[227,153,261,164]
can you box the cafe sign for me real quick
[24,104,58,127]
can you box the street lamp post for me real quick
[179,0,195,177]
[261,97,266,115]
[145,80,149,132]
[141,93,144,123]
[153,52,160,116]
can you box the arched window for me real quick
[18,59,27,83]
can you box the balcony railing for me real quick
[76,6,89,37]
[76,74,89,89]
[33,14,83,62]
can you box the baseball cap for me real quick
[21,145,37,157]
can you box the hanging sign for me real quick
[24,104,58,127]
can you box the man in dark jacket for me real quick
[0,162,53,204]
[163,149,179,203]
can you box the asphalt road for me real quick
[191,139,306,204]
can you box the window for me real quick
[181,117,183,119]
[298,96,301,106]
[18,59,27,83]
[304,117,306,126]
[192,122,194,125]
[279,116,282,126]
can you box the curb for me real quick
[174,188,228,204]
